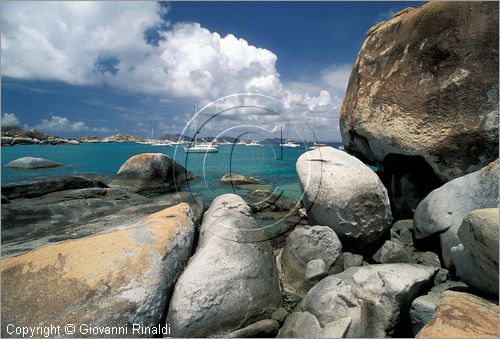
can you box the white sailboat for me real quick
[280,139,300,148]
[183,105,219,153]
[245,139,263,147]
[184,142,219,153]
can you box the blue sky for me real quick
[1,1,424,141]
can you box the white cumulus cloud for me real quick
[1,1,351,140]
[1,112,21,126]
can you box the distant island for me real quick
[1,126,334,146]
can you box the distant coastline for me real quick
[1,125,339,147]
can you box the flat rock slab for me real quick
[6,157,63,169]
[1,190,203,257]
[2,175,108,200]
[220,173,261,185]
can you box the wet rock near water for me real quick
[110,153,193,194]
[219,173,261,185]
[2,185,203,257]
[2,175,108,200]
[6,157,63,169]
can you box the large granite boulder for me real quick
[340,2,499,183]
[2,189,203,257]
[282,263,437,338]
[279,225,342,296]
[296,146,392,249]
[6,157,63,169]
[452,208,499,296]
[417,291,499,338]
[1,203,196,338]
[2,175,108,200]
[166,194,282,337]
[110,153,192,194]
[414,160,499,267]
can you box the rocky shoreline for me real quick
[1,2,499,338]
[1,125,147,147]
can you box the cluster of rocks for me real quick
[1,135,80,146]
[2,2,499,338]
[3,144,497,338]
[1,126,146,147]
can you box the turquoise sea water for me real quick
[1,142,341,205]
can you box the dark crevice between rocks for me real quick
[346,131,378,165]
[378,153,444,221]
[156,204,207,337]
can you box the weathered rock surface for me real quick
[410,281,469,335]
[219,173,261,185]
[280,225,342,296]
[1,203,196,338]
[166,194,282,337]
[296,146,392,249]
[110,153,192,194]
[2,175,108,200]
[340,2,499,183]
[283,263,437,337]
[414,160,499,267]
[452,208,499,296]
[417,291,499,338]
[2,189,203,257]
[6,156,63,169]
[227,319,280,338]
[291,277,364,338]
[277,311,352,338]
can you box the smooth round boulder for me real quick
[6,157,63,169]
[110,153,192,194]
[296,146,392,248]
[340,2,499,182]
[280,225,342,296]
[166,194,282,337]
